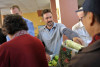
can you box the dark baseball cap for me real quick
[83,0,100,14]
[76,7,83,12]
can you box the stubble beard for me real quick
[47,21,54,27]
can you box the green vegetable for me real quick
[65,40,84,50]
[48,61,52,64]
[52,60,57,66]
[48,55,59,66]
[54,55,59,61]
[48,64,52,66]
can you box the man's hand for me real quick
[46,53,51,62]
[73,37,85,45]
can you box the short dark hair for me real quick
[2,14,28,35]
[84,11,100,24]
[10,5,21,11]
[41,9,52,17]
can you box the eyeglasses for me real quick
[79,16,84,21]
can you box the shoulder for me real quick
[56,23,64,26]
[0,42,10,49]
[39,26,45,32]
[55,23,66,28]
[29,36,44,47]
[23,17,33,23]
[72,22,82,30]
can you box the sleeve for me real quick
[27,21,35,37]
[63,28,79,40]
[6,35,10,41]
[59,23,67,34]
[59,23,79,40]
[0,45,10,67]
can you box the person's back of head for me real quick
[82,0,100,37]
[83,0,100,23]
[2,14,28,35]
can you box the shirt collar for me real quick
[79,21,84,27]
[13,30,28,39]
[22,17,26,20]
[89,33,100,46]
[22,17,24,19]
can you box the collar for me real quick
[22,17,26,20]
[73,21,84,30]
[22,17,25,19]
[43,22,56,29]
[89,33,100,45]
[13,30,28,39]
[79,21,84,27]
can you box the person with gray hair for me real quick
[72,7,92,47]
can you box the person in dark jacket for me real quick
[69,0,100,67]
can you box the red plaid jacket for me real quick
[89,33,100,46]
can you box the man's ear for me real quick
[88,12,95,26]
